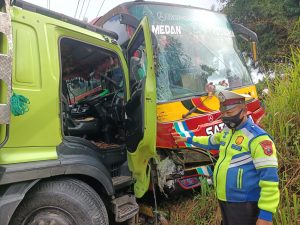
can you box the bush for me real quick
[262,49,300,225]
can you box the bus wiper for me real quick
[172,92,206,101]
[181,93,209,119]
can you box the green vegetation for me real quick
[263,50,300,225]
[160,179,221,225]
[220,0,300,69]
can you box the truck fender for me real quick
[58,137,115,196]
[0,156,115,196]
[0,179,40,225]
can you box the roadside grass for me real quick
[159,50,300,224]
[160,179,221,225]
[263,49,300,225]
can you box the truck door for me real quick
[125,17,157,198]
[0,0,13,148]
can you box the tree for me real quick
[220,0,300,69]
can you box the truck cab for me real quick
[0,0,157,224]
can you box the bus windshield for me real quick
[128,4,253,102]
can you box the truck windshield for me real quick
[128,4,253,102]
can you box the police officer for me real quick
[174,90,279,225]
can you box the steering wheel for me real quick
[78,89,109,105]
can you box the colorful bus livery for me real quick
[93,1,264,195]
[157,96,264,148]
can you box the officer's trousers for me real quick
[219,201,259,225]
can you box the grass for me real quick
[158,49,300,225]
[263,49,300,225]
[159,179,221,225]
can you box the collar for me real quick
[235,117,253,131]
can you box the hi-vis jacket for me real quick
[187,118,279,222]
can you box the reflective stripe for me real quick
[223,127,230,132]
[253,157,278,168]
[255,161,278,168]
[228,157,253,168]
[254,157,278,163]
[210,135,218,145]
[241,128,254,139]
[231,155,252,163]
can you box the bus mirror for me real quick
[251,41,257,62]
[232,23,258,62]
[119,13,139,29]
[232,23,258,42]
[118,13,158,49]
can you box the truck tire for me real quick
[10,178,109,225]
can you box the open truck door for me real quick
[125,17,157,198]
[0,0,13,148]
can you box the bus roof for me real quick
[92,0,225,27]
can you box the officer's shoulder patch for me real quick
[260,140,273,156]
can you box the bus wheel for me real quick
[10,178,109,225]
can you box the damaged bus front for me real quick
[93,1,264,197]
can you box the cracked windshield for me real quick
[129,4,253,102]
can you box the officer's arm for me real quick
[250,135,280,222]
[187,132,222,150]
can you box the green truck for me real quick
[0,0,159,224]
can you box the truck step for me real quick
[111,194,139,222]
[112,175,132,187]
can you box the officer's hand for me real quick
[256,219,272,225]
[173,136,188,143]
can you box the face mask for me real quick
[222,109,244,129]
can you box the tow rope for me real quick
[10,92,30,116]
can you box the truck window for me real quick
[59,37,126,143]
[60,38,124,104]
[127,31,147,93]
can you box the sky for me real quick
[24,0,220,22]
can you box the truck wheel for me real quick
[10,178,109,225]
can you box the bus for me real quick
[92,1,264,197]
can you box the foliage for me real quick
[220,0,300,70]
[262,49,300,156]
[274,189,300,225]
[160,179,221,225]
[261,49,300,225]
